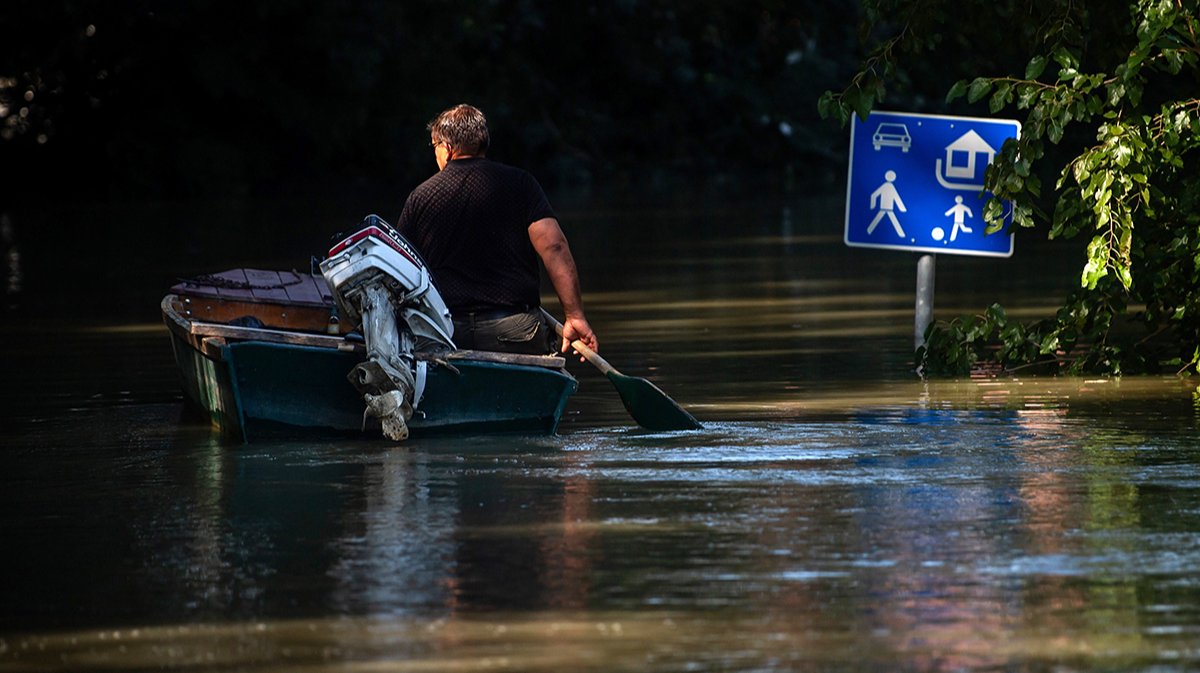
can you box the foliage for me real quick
[822,0,1200,376]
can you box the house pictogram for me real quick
[935,130,998,190]
[943,130,996,179]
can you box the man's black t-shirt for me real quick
[397,158,555,313]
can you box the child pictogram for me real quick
[943,195,974,242]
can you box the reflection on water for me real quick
[1,213,19,307]
[2,196,1199,671]
[3,393,1199,671]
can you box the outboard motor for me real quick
[320,215,455,440]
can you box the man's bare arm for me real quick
[528,217,598,355]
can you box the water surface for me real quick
[2,196,1198,671]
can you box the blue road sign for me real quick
[844,111,1020,257]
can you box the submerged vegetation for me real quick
[822,0,1200,376]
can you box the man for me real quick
[396,103,598,359]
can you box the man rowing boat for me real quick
[396,103,598,359]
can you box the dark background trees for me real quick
[1,1,863,205]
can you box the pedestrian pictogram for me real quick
[844,111,1020,258]
[867,170,906,237]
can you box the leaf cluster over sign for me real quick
[822,0,1200,376]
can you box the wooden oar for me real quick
[542,310,702,431]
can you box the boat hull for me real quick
[171,331,578,442]
[163,285,577,443]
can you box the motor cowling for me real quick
[320,215,455,440]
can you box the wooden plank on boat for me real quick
[212,269,256,301]
[244,269,294,304]
[165,292,342,335]
[286,272,334,306]
[200,335,227,359]
[189,320,354,350]
[173,269,333,308]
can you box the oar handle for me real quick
[541,309,615,375]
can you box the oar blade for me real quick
[607,371,702,431]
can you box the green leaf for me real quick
[1025,55,1048,80]
[946,79,969,103]
[848,86,874,121]
[1017,84,1038,109]
[986,303,1008,325]
[1048,121,1065,144]
[817,92,835,121]
[967,77,993,104]
[989,82,1012,113]
[1052,46,1079,70]
[1117,265,1133,289]
[1082,237,1110,289]
[1039,332,1060,354]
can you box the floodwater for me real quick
[2,195,1199,672]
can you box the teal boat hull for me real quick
[168,325,577,443]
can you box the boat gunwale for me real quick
[162,294,571,371]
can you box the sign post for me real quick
[914,253,936,347]
[843,111,1021,350]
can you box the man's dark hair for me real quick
[428,104,490,155]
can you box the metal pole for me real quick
[914,254,936,350]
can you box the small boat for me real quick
[162,268,578,442]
